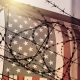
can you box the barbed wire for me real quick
[0,0,80,80]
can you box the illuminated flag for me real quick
[2,3,56,80]
[1,1,80,80]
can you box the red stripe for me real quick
[17,76,24,80]
[2,75,9,80]
[72,25,80,80]
[59,21,71,80]
[32,77,39,80]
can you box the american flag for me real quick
[2,3,80,80]
[2,6,57,80]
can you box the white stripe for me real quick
[9,75,13,80]
[51,18,64,79]
[9,75,17,80]
[0,10,5,79]
[40,77,47,80]
[13,75,17,80]
[24,76,32,80]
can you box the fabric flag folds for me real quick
[2,5,56,80]
[1,2,80,80]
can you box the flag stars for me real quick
[13,52,17,55]
[7,57,10,61]
[8,34,12,39]
[39,70,42,74]
[6,68,10,72]
[44,34,47,38]
[13,40,17,45]
[43,26,47,29]
[28,17,31,21]
[39,28,43,32]
[18,16,22,19]
[22,62,25,65]
[49,40,54,44]
[18,36,23,40]
[24,20,28,24]
[34,32,38,36]
[43,66,47,70]
[36,43,39,47]
[23,52,27,56]
[24,41,28,46]
[39,48,43,53]
[46,45,49,48]
[39,38,43,42]
[19,24,23,29]
[28,47,33,52]
[44,54,48,59]
[33,65,37,69]
[13,19,18,23]
[24,31,28,35]
[8,23,12,28]
[28,59,32,62]
[16,68,21,73]
[29,36,33,41]
[39,59,43,63]
[48,73,52,76]
[11,63,16,67]
[27,70,31,74]
[33,22,37,26]
[49,60,53,65]
[13,29,18,33]
[29,26,33,29]
[18,46,22,51]
[49,51,53,54]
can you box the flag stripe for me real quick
[2,76,53,80]
[32,77,39,80]
[17,76,24,80]
[51,18,64,79]
[59,21,71,80]
[2,76,9,80]
[24,76,32,80]
[66,22,78,79]
[13,75,17,80]
[40,78,47,80]
[0,10,5,79]
[9,75,13,80]
[72,25,80,80]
